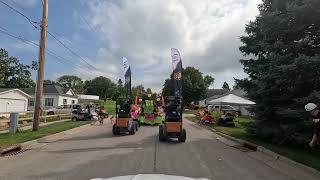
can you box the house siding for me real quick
[27,94,59,111]
[58,96,78,106]
[0,90,29,113]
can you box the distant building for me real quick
[199,88,253,116]
[77,94,99,104]
[22,84,78,111]
[0,89,31,113]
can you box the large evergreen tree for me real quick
[238,0,320,145]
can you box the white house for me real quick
[0,89,31,113]
[77,94,99,103]
[23,84,78,111]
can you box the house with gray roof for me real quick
[22,84,78,111]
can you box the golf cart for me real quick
[112,97,138,135]
[159,96,186,142]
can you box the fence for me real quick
[0,110,72,132]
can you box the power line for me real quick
[0,2,113,79]
[46,31,100,71]
[0,0,40,29]
[0,27,93,75]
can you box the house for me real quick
[199,88,247,107]
[0,89,31,113]
[198,88,254,116]
[77,94,100,104]
[23,84,78,111]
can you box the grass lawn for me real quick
[183,110,197,115]
[186,116,320,171]
[100,100,116,115]
[0,121,89,147]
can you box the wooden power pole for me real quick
[33,0,48,131]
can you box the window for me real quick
[71,100,75,104]
[45,98,54,106]
[63,99,67,105]
[28,98,34,106]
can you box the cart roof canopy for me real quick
[208,94,255,105]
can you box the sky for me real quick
[0,0,261,92]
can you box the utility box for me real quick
[9,113,19,134]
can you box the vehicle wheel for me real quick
[129,125,135,135]
[112,125,118,135]
[159,125,166,141]
[72,117,77,121]
[178,128,186,142]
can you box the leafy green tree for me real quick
[85,76,117,100]
[132,85,145,98]
[204,75,214,88]
[162,67,209,104]
[43,79,56,85]
[115,78,126,98]
[57,75,84,94]
[222,82,230,91]
[0,48,35,88]
[238,0,320,145]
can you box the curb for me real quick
[0,144,22,156]
[21,123,91,148]
[186,118,320,176]
[2,122,91,150]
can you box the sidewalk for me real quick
[0,119,70,134]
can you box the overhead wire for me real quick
[0,26,97,76]
[0,0,105,74]
[0,1,119,81]
[0,0,40,29]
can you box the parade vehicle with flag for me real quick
[159,48,186,142]
[112,57,139,135]
[136,94,164,125]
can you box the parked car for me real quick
[207,105,241,116]
[71,109,91,121]
[46,106,72,115]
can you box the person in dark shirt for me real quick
[305,103,320,150]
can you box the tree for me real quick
[115,78,126,98]
[0,48,35,88]
[162,66,209,104]
[85,76,117,100]
[222,82,230,91]
[57,75,84,94]
[117,79,123,87]
[204,75,214,88]
[43,79,56,85]
[238,0,320,145]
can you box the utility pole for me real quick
[33,0,48,131]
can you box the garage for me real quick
[0,89,31,113]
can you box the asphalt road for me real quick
[0,119,319,180]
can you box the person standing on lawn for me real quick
[305,103,320,151]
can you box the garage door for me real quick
[0,99,26,113]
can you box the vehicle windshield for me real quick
[0,0,319,180]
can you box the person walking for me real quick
[305,103,320,151]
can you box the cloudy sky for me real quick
[0,0,261,92]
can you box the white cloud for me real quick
[76,0,261,91]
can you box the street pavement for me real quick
[0,119,319,180]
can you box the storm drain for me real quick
[1,148,30,157]
[231,145,255,152]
